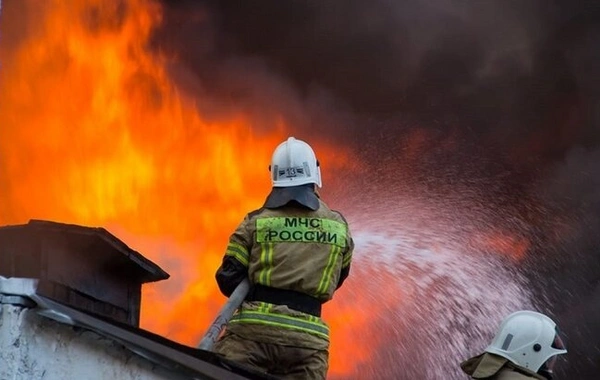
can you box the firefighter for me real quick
[213,137,354,379]
[461,310,567,379]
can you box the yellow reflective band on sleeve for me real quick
[258,242,274,286]
[226,242,249,266]
[256,217,347,248]
[316,245,342,296]
[230,310,329,339]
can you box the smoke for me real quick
[156,1,599,149]
[152,0,600,377]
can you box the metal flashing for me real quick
[0,295,35,307]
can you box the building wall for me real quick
[0,304,186,380]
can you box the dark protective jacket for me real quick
[215,187,354,348]
[461,353,548,380]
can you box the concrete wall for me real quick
[0,304,185,380]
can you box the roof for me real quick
[0,219,169,283]
[0,277,275,380]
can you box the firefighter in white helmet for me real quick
[461,310,567,379]
[213,137,354,379]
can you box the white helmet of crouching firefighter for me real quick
[485,310,567,376]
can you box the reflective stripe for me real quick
[226,242,249,266]
[317,245,341,295]
[258,242,274,286]
[258,302,271,313]
[230,310,329,339]
[342,250,352,268]
[256,217,347,248]
[258,302,273,313]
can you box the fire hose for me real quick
[197,278,250,351]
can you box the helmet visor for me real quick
[545,331,566,371]
[551,332,566,350]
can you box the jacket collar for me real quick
[263,184,320,211]
[461,353,547,379]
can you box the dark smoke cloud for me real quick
[530,147,600,379]
[155,1,600,378]
[156,0,599,153]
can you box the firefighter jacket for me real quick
[461,353,549,380]
[216,195,354,348]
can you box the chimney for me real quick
[0,219,169,327]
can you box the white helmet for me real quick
[485,310,567,373]
[270,137,322,188]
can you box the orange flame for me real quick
[324,267,410,378]
[0,0,365,377]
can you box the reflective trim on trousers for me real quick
[230,310,329,339]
